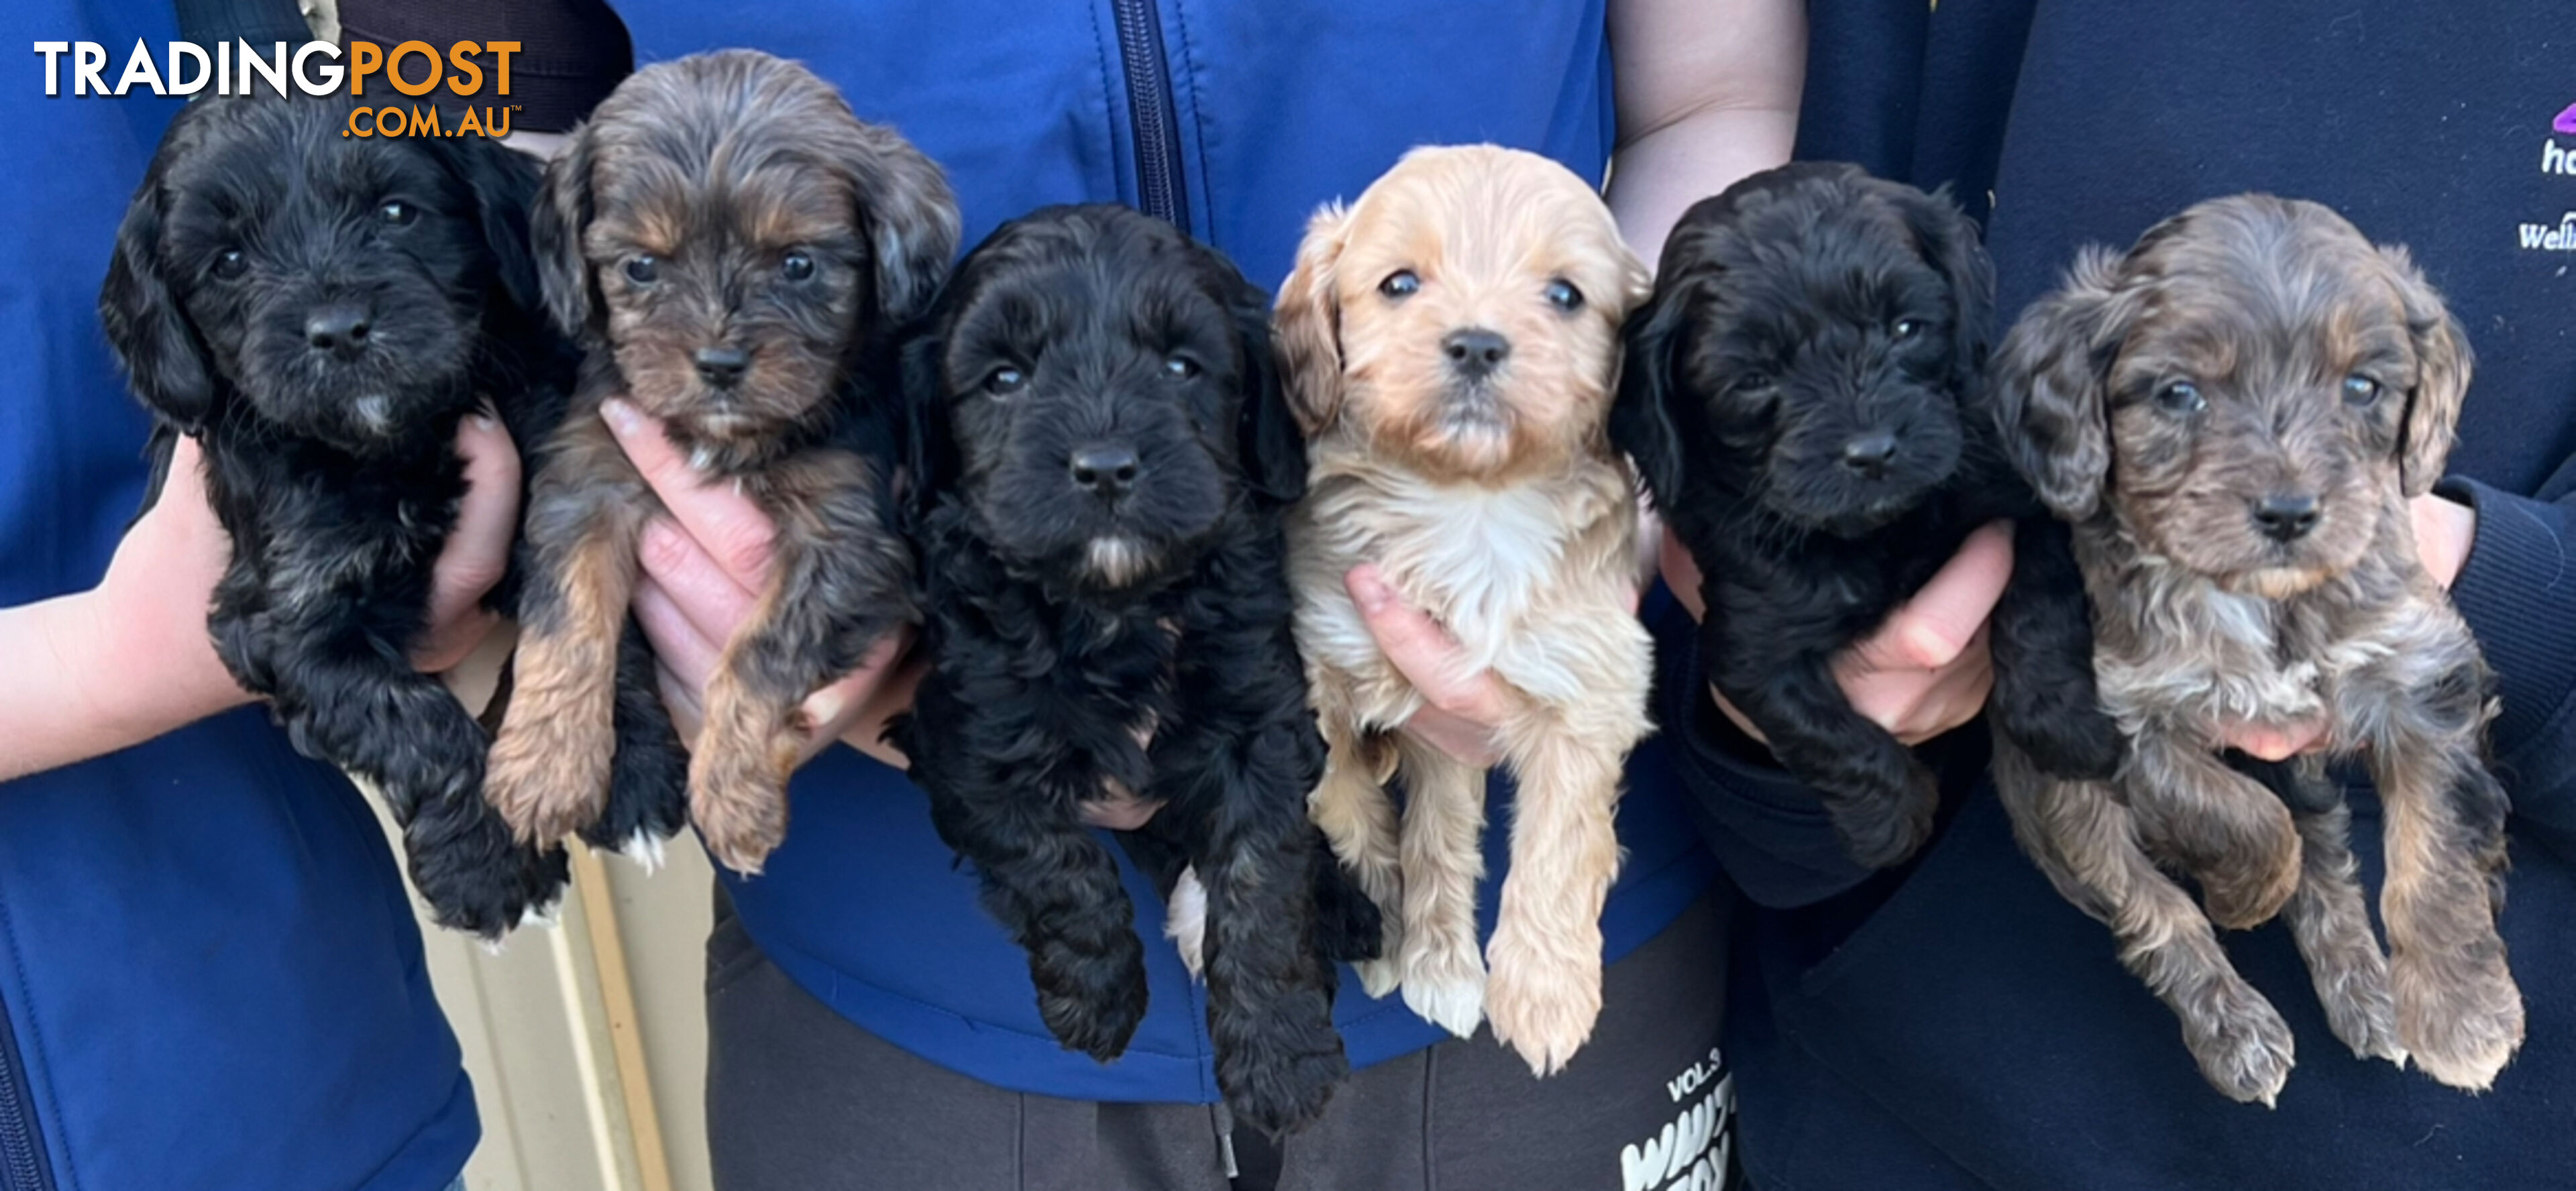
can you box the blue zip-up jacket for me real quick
[0,4,479,1191]
[1682,1,2576,1187]
[609,0,1725,1102]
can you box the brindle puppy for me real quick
[486,50,957,873]
[1992,194,2517,1104]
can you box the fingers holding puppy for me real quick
[1664,520,2008,748]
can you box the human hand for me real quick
[1664,520,2010,749]
[1344,563,1647,768]
[2214,493,2478,762]
[602,398,921,771]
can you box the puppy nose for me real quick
[1069,447,1140,496]
[305,304,372,358]
[2253,493,2320,542]
[1840,433,1900,479]
[693,347,750,389]
[1442,328,1511,380]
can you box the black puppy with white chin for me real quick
[1613,162,2118,869]
[99,92,571,938]
[898,205,1359,1135]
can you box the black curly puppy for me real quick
[897,205,1354,1135]
[1611,162,2119,869]
[99,92,572,939]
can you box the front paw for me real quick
[1312,863,1385,966]
[2180,978,2296,1107]
[1829,758,1940,870]
[1217,1003,1349,1137]
[2397,948,2525,1092]
[1484,918,1603,1077]
[408,807,572,942]
[486,726,612,847]
[1399,927,1488,1038]
[2312,941,2406,1067]
[688,734,794,876]
[1032,931,1150,1062]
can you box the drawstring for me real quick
[1213,1102,1240,1179]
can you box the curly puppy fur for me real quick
[1992,194,2516,1104]
[896,205,1350,1135]
[489,50,955,874]
[1611,162,2121,871]
[98,92,571,940]
[1275,146,1655,1076]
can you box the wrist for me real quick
[81,579,252,738]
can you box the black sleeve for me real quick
[2437,471,2576,849]
[172,0,312,46]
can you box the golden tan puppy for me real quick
[1275,145,1653,1075]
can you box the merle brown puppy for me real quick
[98,91,571,939]
[1611,162,2120,869]
[490,50,956,874]
[896,205,1351,1136]
[1991,194,2514,1102]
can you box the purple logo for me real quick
[2557,103,2576,136]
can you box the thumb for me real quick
[1848,520,2014,673]
[1348,564,1493,717]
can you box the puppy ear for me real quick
[531,120,602,339]
[1607,274,1697,504]
[1272,203,1349,435]
[837,121,963,327]
[1898,184,1998,395]
[896,329,958,528]
[1226,272,1309,506]
[1991,247,2128,521]
[2377,243,2474,497]
[436,134,547,319]
[99,177,217,433]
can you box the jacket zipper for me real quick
[1110,0,1190,229]
[0,1003,54,1191]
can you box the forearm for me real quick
[0,589,248,781]
[1605,0,1805,266]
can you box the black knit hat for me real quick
[337,0,633,133]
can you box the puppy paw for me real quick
[688,742,793,876]
[2314,949,2406,1067]
[1484,920,1603,1077]
[1033,931,1151,1062]
[2200,846,2304,932]
[1164,868,1208,979]
[1355,957,1403,1000]
[413,832,573,944]
[2398,958,2525,1092]
[1218,1015,1349,1138]
[1399,932,1488,1038]
[1831,761,1940,870]
[2181,982,2296,1107]
[484,722,614,848]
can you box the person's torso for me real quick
[615,0,1719,1102]
[0,5,480,1188]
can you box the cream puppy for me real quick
[1275,145,1654,1076]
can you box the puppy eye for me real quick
[2342,374,2381,406]
[377,200,417,227]
[2155,380,2206,414]
[983,366,1026,396]
[781,251,815,282]
[1544,279,1585,312]
[1379,270,1420,300]
[209,249,248,281]
[1731,372,1774,396]
[1894,318,1926,340]
[1163,356,1200,381]
[623,256,659,285]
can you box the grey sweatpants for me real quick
[705,886,1737,1191]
